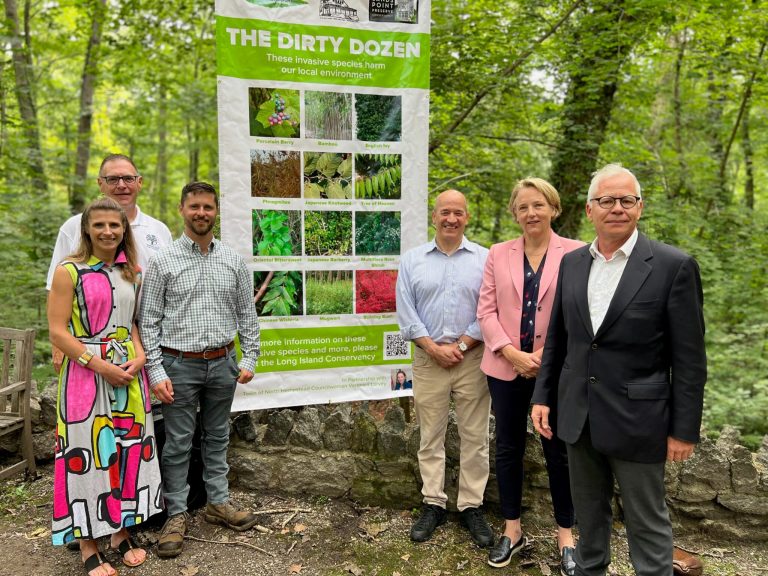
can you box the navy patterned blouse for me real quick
[519,254,546,353]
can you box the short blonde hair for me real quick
[508,177,562,218]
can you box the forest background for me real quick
[1,0,766,447]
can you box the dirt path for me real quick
[0,464,765,576]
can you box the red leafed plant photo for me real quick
[355,270,397,313]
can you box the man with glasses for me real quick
[531,164,706,576]
[46,154,172,293]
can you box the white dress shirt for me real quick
[587,229,639,333]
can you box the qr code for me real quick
[383,332,410,360]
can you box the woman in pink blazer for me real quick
[477,178,585,573]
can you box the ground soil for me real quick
[1,464,766,576]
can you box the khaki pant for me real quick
[412,345,491,510]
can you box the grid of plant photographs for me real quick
[248,87,404,316]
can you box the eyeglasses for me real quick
[100,175,139,185]
[590,195,641,209]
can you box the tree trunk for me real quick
[3,0,47,193]
[548,0,647,238]
[71,0,107,214]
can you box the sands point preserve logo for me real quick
[240,0,418,24]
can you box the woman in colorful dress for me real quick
[48,197,163,576]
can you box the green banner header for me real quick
[216,16,430,89]
[255,324,410,373]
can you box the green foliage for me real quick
[306,272,353,315]
[252,210,301,256]
[428,0,768,443]
[304,211,352,256]
[255,271,303,316]
[304,152,353,199]
[305,92,353,140]
[354,154,402,199]
[249,88,300,138]
[355,95,402,142]
[355,212,401,255]
[2,0,768,443]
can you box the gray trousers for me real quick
[568,426,672,576]
[160,351,239,516]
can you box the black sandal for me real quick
[113,535,145,567]
[83,551,117,576]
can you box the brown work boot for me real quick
[157,512,189,558]
[204,501,258,531]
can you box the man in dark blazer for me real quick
[531,164,706,576]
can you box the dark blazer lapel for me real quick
[573,247,594,339]
[595,232,653,338]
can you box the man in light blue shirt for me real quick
[396,189,493,548]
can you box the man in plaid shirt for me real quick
[140,181,260,559]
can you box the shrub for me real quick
[356,270,397,313]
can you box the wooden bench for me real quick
[0,327,36,480]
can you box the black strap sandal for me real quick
[115,535,145,567]
[83,551,114,576]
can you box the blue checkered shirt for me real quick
[139,234,260,387]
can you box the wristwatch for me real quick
[457,340,468,352]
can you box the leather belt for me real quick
[161,342,234,360]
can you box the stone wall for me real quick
[227,404,768,541]
[6,387,768,542]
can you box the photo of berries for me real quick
[249,87,300,138]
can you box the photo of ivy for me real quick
[306,270,353,315]
[354,154,401,199]
[304,211,353,256]
[249,87,300,138]
[356,270,397,314]
[355,94,402,141]
[303,152,353,199]
[251,149,301,198]
[304,91,353,140]
[254,270,304,317]
[355,211,401,256]
[252,209,302,256]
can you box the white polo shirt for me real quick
[46,205,172,289]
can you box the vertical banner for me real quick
[216,0,430,410]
